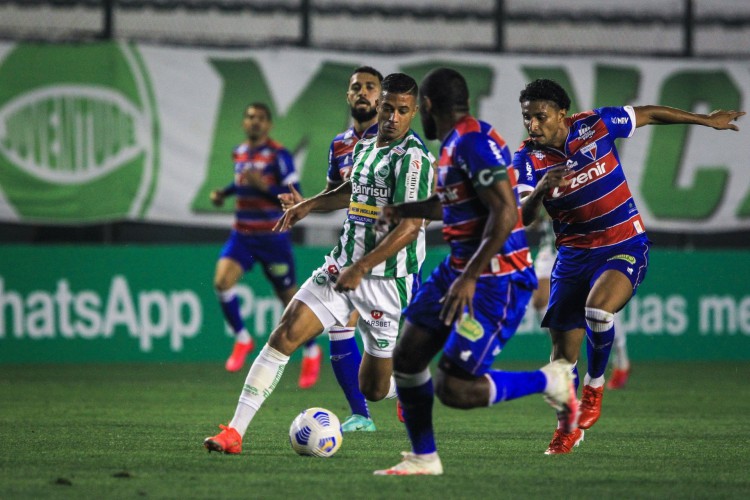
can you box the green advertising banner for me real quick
[0,41,748,234]
[1,245,748,364]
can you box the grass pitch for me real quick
[1,361,748,499]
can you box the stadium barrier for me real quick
[1,245,748,363]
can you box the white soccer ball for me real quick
[289,407,343,458]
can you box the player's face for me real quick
[419,94,437,140]
[347,72,381,123]
[377,91,417,144]
[521,100,568,149]
[243,106,272,142]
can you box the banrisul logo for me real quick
[0,42,159,222]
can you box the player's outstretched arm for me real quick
[274,181,352,231]
[379,194,442,227]
[634,105,745,131]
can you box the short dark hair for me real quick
[246,102,272,121]
[519,79,571,111]
[352,66,383,83]
[381,73,418,98]
[420,67,469,113]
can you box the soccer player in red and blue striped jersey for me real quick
[515,78,744,454]
[374,68,577,476]
[210,102,302,374]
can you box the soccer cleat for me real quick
[225,340,254,372]
[540,359,579,432]
[341,414,377,432]
[544,428,584,455]
[578,385,604,429]
[204,424,242,454]
[396,400,405,423]
[606,367,631,390]
[298,349,322,389]
[374,451,444,476]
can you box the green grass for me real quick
[1,361,748,499]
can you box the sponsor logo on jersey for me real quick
[611,116,629,125]
[578,124,596,140]
[376,339,390,349]
[456,315,484,341]
[347,201,380,224]
[437,186,460,203]
[580,142,598,161]
[313,272,327,285]
[352,183,391,199]
[371,310,384,319]
[327,264,339,275]
[488,139,504,162]
[565,159,578,169]
[551,161,607,198]
[268,263,290,277]
[477,168,495,187]
[406,168,420,200]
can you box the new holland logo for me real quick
[0,43,158,222]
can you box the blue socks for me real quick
[585,307,616,380]
[218,287,245,334]
[329,327,369,418]
[395,369,436,455]
[485,370,547,404]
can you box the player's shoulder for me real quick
[265,138,290,154]
[400,129,431,155]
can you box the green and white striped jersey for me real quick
[330,130,434,277]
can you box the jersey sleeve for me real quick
[269,148,300,196]
[392,148,433,204]
[325,139,343,185]
[456,132,510,190]
[595,106,637,139]
[513,149,536,197]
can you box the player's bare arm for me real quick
[274,181,352,231]
[520,166,570,226]
[634,105,745,130]
[335,217,424,292]
[439,179,517,326]
[379,194,442,226]
[279,180,343,211]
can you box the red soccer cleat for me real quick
[544,428,584,455]
[396,400,405,423]
[578,385,604,429]
[203,424,242,454]
[298,348,322,389]
[606,367,631,390]
[225,339,254,372]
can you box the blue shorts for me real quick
[219,230,296,292]
[403,257,533,377]
[542,235,651,331]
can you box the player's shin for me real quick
[329,327,370,418]
[584,307,616,384]
[229,344,289,437]
[394,368,436,455]
[485,370,547,405]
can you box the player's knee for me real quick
[360,379,389,402]
[584,307,615,332]
[435,376,473,409]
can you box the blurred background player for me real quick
[203,73,435,455]
[210,102,321,387]
[607,317,630,389]
[374,68,576,476]
[279,66,385,430]
[515,78,744,454]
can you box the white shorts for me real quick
[296,256,415,358]
[534,245,557,280]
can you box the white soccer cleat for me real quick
[373,451,444,476]
[541,359,579,432]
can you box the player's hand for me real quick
[274,200,312,232]
[278,184,304,211]
[705,110,745,131]
[538,166,572,194]
[334,263,366,292]
[210,190,225,207]
[439,274,476,326]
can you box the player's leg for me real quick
[214,251,255,372]
[607,314,630,389]
[204,298,326,454]
[329,311,372,430]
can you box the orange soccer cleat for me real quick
[544,428,584,455]
[203,424,242,454]
[578,385,604,429]
[298,348,322,389]
[606,367,631,390]
[396,400,405,423]
[225,339,254,372]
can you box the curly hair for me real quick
[519,79,571,111]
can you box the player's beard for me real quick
[351,106,377,123]
[421,114,437,141]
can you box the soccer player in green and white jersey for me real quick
[204,73,434,454]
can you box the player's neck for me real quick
[353,118,377,135]
[440,111,470,141]
[245,136,268,149]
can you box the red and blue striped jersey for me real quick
[326,123,378,186]
[437,115,535,282]
[514,106,646,249]
[226,139,299,234]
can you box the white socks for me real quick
[230,344,289,437]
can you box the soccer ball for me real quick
[289,407,343,457]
